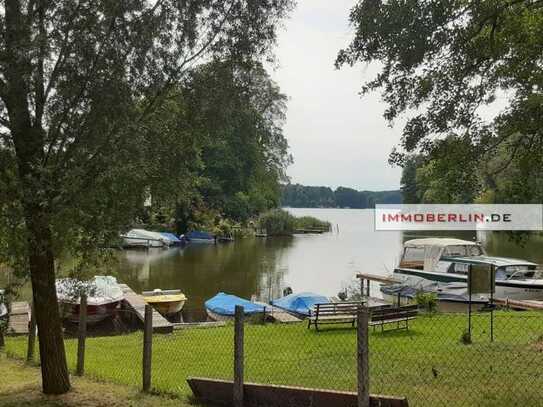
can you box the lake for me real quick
[111,208,543,321]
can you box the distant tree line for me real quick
[280,184,402,208]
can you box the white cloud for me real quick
[271,0,403,190]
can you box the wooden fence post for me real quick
[357,308,370,407]
[142,304,153,392]
[26,302,36,362]
[233,305,244,407]
[76,294,87,376]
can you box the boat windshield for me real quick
[496,266,541,281]
[442,245,484,257]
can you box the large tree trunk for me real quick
[26,211,71,394]
[4,0,71,395]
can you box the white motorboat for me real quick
[381,238,543,307]
[0,289,7,321]
[121,229,170,248]
[56,276,124,324]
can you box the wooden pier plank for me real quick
[119,284,173,334]
[258,303,301,323]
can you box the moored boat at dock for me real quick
[143,289,187,316]
[0,289,7,321]
[271,292,329,318]
[381,238,543,309]
[121,229,170,248]
[182,231,216,244]
[205,292,265,321]
[56,276,124,324]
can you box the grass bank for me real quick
[5,312,543,406]
[0,354,199,406]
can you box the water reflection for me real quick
[102,209,543,320]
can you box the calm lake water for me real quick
[111,208,543,321]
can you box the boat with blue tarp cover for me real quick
[182,231,216,244]
[159,232,182,246]
[271,292,329,317]
[205,292,265,321]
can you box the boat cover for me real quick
[186,231,214,240]
[271,292,329,316]
[56,276,124,306]
[205,292,265,316]
[0,289,7,319]
[160,232,181,243]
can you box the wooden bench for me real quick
[369,305,418,332]
[307,302,365,331]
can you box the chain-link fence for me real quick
[4,305,543,406]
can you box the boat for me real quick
[382,238,543,309]
[143,289,187,316]
[159,232,183,246]
[0,289,7,321]
[271,292,330,317]
[380,281,489,312]
[182,231,216,244]
[121,229,169,248]
[205,292,265,321]
[56,276,124,324]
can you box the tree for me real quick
[0,0,293,394]
[337,0,543,202]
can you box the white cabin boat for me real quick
[121,229,169,248]
[381,238,542,307]
[56,276,124,324]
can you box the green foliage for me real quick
[257,209,331,236]
[281,184,402,208]
[339,0,543,205]
[295,216,331,231]
[415,292,438,314]
[257,209,297,236]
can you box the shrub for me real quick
[257,209,297,236]
[415,291,438,313]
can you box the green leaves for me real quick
[339,0,543,203]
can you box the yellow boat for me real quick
[143,289,187,316]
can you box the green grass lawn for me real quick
[0,354,199,406]
[6,311,543,406]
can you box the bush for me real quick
[295,216,331,231]
[257,209,297,236]
[415,291,438,313]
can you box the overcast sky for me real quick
[271,0,403,191]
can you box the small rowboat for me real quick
[143,289,187,316]
[205,292,265,321]
[271,292,329,318]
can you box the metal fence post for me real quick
[143,304,153,392]
[26,302,36,362]
[357,308,370,407]
[234,305,244,407]
[76,294,87,376]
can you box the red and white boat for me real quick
[56,276,124,324]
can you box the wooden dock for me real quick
[7,301,30,335]
[119,284,173,333]
[260,304,301,323]
[494,298,543,311]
